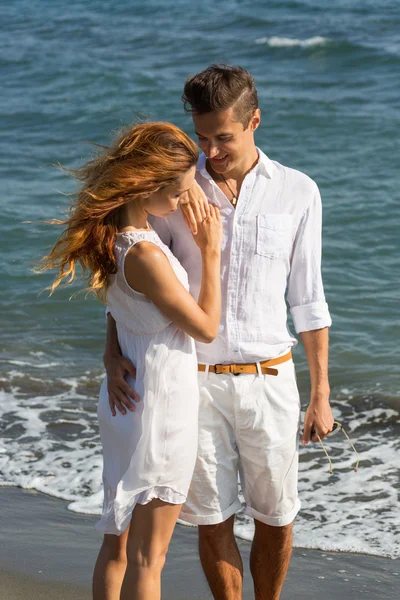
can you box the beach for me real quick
[1,1,399,557]
[1,0,399,594]
[0,487,398,599]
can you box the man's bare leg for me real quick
[92,527,129,600]
[198,515,243,600]
[250,521,293,600]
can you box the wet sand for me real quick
[0,487,397,599]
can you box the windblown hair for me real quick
[38,122,198,296]
[182,64,259,128]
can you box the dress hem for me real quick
[96,484,187,536]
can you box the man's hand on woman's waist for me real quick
[103,352,140,416]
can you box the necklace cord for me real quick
[220,173,238,206]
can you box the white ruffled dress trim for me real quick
[96,485,187,536]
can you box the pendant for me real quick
[232,196,238,207]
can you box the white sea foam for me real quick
[0,373,399,558]
[255,36,328,48]
[3,359,62,368]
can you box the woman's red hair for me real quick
[39,121,198,296]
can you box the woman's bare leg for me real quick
[120,499,182,600]
[92,527,129,600]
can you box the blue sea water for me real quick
[0,0,399,558]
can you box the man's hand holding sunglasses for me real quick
[302,394,334,446]
[302,402,360,474]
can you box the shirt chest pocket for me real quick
[256,214,293,259]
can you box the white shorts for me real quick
[180,358,301,527]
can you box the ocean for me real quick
[0,0,399,559]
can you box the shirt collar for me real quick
[197,147,276,180]
[256,148,276,178]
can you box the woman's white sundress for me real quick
[96,230,199,536]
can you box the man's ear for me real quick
[250,108,261,132]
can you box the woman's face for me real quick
[144,167,196,218]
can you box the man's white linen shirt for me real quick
[152,149,332,365]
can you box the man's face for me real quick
[192,105,260,176]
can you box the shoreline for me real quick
[1,484,394,561]
[0,487,398,599]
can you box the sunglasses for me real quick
[314,421,360,475]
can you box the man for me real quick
[104,64,333,600]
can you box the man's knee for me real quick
[252,520,293,553]
[200,516,234,536]
[254,521,293,538]
[199,516,235,549]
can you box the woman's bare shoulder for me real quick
[124,241,172,284]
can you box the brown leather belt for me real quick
[198,350,292,377]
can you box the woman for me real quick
[40,121,222,600]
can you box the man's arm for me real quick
[300,327,333,444]
[286,182,333,442]
[103,313,139,416]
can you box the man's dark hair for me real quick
[182,64,259,129]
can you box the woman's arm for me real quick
[125,205,221,343]
[125,246,220,343]
[104,205,221,415]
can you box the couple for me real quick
[44,64,333,600]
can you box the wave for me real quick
[255,36,328,48]
[0,372,399,559]
[253,35,400,62]
[3,359,62,368]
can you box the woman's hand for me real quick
[180,180,211,235]
[192,204,222,253]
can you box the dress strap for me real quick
[113,230,170,298]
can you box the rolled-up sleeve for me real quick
[287,183,332,333]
